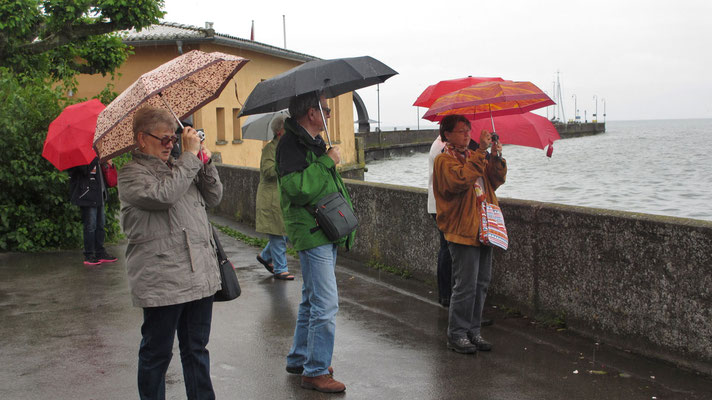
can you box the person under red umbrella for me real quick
[47,99,118,265]
[68,156,117,265]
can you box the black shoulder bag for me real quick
[308,192,358,241]
[211,226,241,302]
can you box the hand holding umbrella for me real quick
[476,129,501,157]
[326,146,341,165]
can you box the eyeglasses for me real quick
[143,132,178,146]
[314,106,331,117]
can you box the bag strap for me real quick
[211,225,228,263]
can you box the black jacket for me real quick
[69,157,107,207]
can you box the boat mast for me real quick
[556,71,566,123]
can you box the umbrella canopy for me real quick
[469,112,560,150]
[93,50,249,160]
[413,76,505,108]
[422,80,554,122]
[239,56,398,116]
[43,99,105,170]
[241,110,290,141]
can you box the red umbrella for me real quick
[413,76,505,107]
[42,99,105,170]
[469,112,560,152]
[422,80,554,122]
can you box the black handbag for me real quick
[211,226,241,302]
[309,192,358,241]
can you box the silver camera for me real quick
[196,129,205,142]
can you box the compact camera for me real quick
[196,129,205,142]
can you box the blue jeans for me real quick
[138,296,215,400]
[80,205,106,257]
[260,235,289,274]
[286,244,338,377]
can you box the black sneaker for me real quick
[83,256,101,266]
[447,337,477,354]
[97,253,118,263]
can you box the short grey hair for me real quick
[132,107,178,142]
[270,114,287,135]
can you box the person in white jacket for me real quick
[427,136,451,306]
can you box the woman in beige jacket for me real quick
[118,106,223,400]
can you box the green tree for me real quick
[1,0,165,82]
[0,0,165,251]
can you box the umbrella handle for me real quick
[317,97,333,148]
[158,92,185,130]
[492,137,503,159]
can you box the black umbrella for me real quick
[239,56,398,116]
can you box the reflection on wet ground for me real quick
[1,215,711,399]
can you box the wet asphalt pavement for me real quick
[2,215,712,400]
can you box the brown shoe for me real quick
[301,374,346,393]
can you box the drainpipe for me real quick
[176,40,183,55]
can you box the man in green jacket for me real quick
[276,91,355,393]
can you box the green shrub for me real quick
[0,69,122,251]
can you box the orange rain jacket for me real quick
[433,148,507,246]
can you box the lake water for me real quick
[364,119,712,222]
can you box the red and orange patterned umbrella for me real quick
[93,50,249,161]
[422,80,554,122]
[413,76,504,108]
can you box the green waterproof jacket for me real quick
[275,118,356,251]
[255,138,286,236]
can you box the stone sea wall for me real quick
[214,164,712,374]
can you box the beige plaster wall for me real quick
[74,41,356,167]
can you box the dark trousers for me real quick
[431,214,452,303]
[80,205,106,258]
[447,243,492,340]
[138,296,215,400]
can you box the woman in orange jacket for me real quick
[433,114,507,354]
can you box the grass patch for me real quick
[366,260,412,279]
[542,312,567,329]
[212,223,297,257]
[496,304,523,318]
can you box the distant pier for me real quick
[359,122,606,161]
[554,121,606,138]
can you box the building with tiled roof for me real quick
[75,22,363,175]
[122,22,316,63]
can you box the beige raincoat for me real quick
[118,151,223,308]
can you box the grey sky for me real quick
[163,0,712,126]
